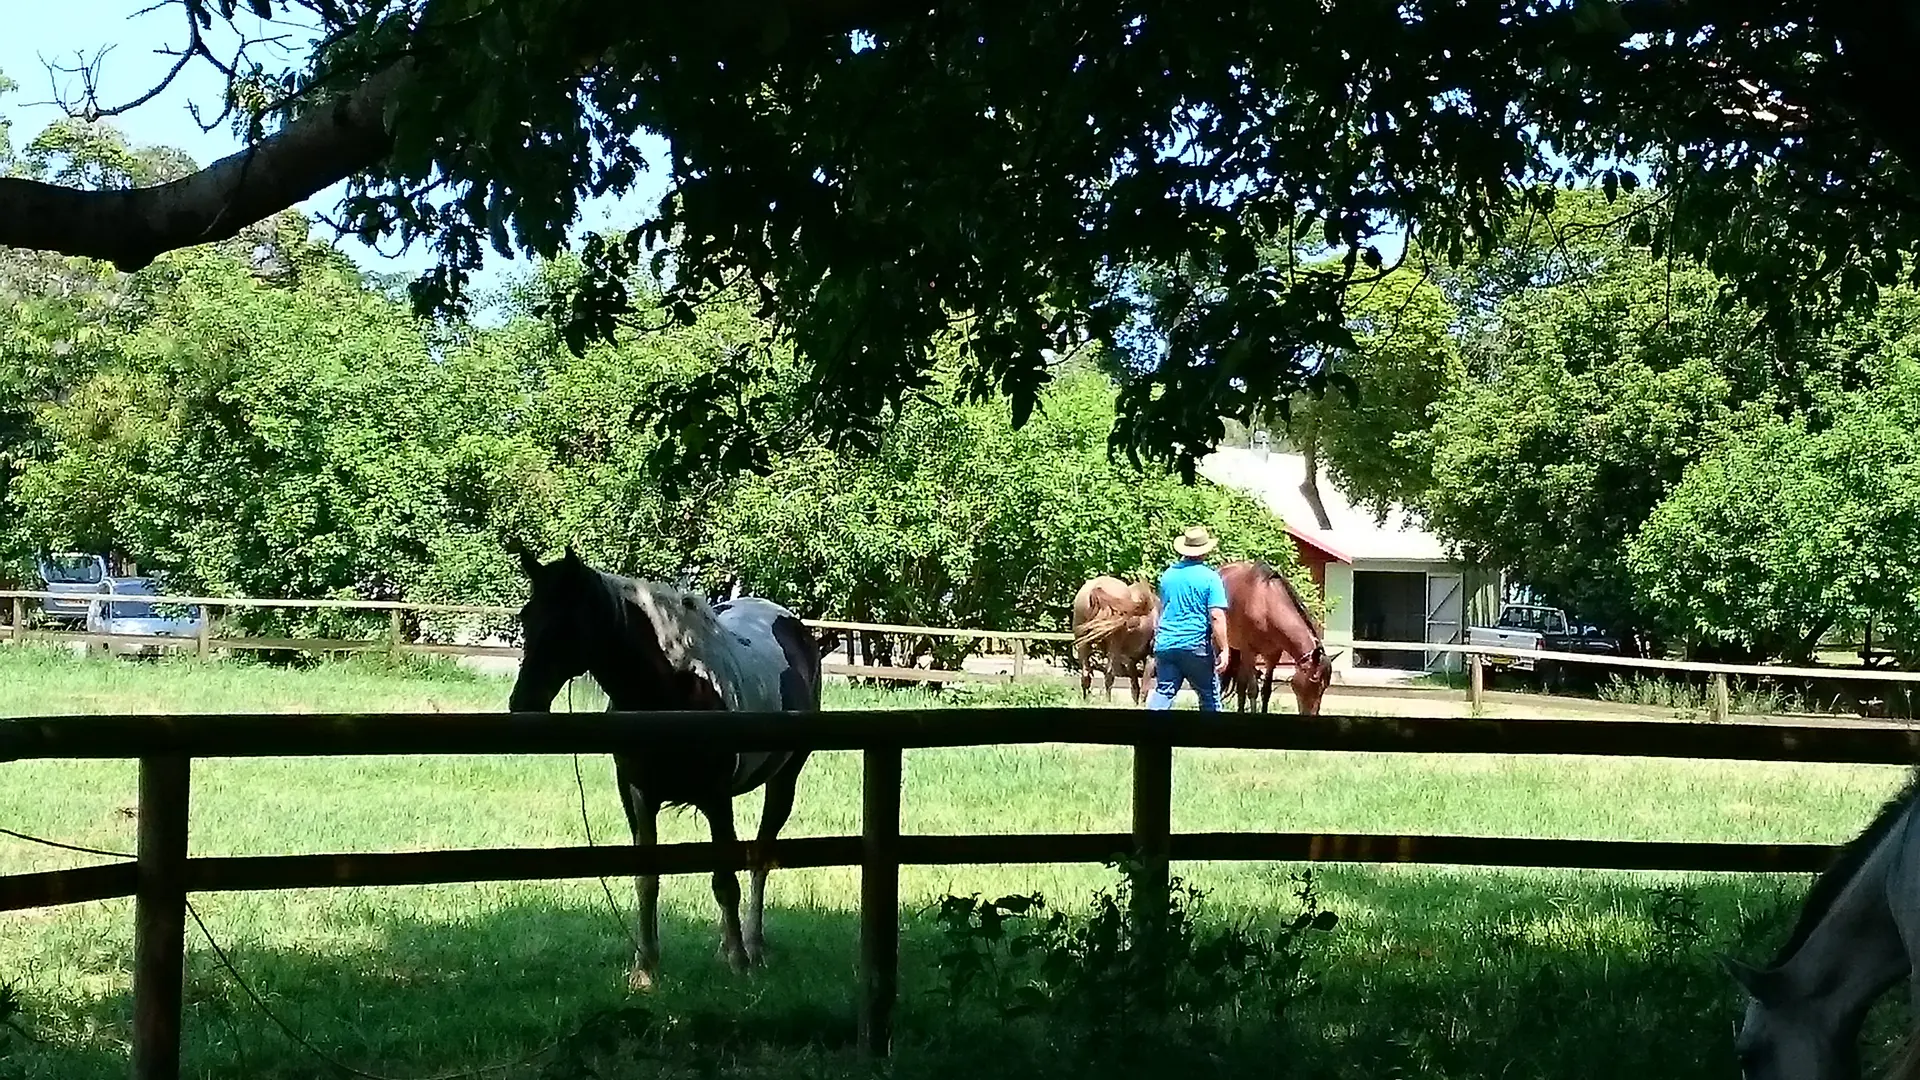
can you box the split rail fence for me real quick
[10,588,1920,716]
[0,588,1074,684]
[4,708,1920,1079]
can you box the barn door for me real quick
[1424,573,1464,673]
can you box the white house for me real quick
[1197,438,1502,676]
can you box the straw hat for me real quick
[1172,525,1219,558]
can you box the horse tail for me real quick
[1073,611,1136,652]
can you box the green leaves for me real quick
[14,3,1920,481]
[0,978,22,1060]
[1419,219,1759,639]
[1599,168,1636,205]
[707,356,1313,650]
[279,0,1635,475]
[1282,263,1464,522]
[5,237,492,635]
[1628,352,1920,662]
[930,860,1338,1050]
[0,230,1313,654]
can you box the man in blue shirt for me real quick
[1146,525,1230,711]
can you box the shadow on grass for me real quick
[2,866,1894,1080]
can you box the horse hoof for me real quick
[627,967,659,994]
[718,942,752,974]
[744,940,769,967]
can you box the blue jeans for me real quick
[1146,645,1220,711]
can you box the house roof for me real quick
[1199,446,1455,565]
[1286,523,1352,565]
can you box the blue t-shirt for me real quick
[1154,559,1228,652]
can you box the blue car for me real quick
[35,553,108,627]
[84,577,205,657]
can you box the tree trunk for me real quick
[1789,614,1837,666]
[1298,421,1334,532]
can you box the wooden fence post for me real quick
[1710,673,1731,723]
[1131,738,1173,946]
[388,610,404,655]
[11,597,24,645]
[1468,653,1485,715]
[1011,637,1027,680]
[131,755,191,1080]
[858,745,902,1058]
[196,606,212,661]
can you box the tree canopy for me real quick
[0,224,1307,652]
[1420,246,1759,643]
[1629,324,1920,664]
[1248,182,1920,663]
[2,2,1919,479]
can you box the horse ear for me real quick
[504,539,540,577]
[1719,955,1779,1001]
[1323,649,1344,663]
[563,545,582,566]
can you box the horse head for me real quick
[509,545,601,711]
[1723,953,1865,1080]
[1292,643,1336,715]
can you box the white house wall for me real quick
[1323,561,1356,672]
[1322,558,1495,675]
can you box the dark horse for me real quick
[507,548,822,992]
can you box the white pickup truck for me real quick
[1466,604,1621,673]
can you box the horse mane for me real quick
[1767,767,1920,968]
[1249,560,1324,640]
[589,569,740,701]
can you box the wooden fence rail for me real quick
[0,590,1077,675]
[9,708,1920,760]
[13,588,1920,700]
[2,708,1919,1078]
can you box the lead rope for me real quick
[570,678,645,954]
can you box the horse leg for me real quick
[1104,654,1118,702]
[1077,641,1093,701]
[745,752,809,966]
[699,797,752,973]
[616,762,662,993]
[1260,662,1277,714]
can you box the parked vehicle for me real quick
[1467,603,1623,676]
[85,578,205,658]
[34,553,109,627]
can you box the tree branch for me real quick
[0,58,408,270]
[0,0,925,271]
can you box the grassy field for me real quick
[0,645,1911,1079]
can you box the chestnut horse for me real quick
[1219,560,1339,715]
[1070,575,1159,704]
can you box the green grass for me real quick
[1595,672,1820,718]
[0,645,1910,1079]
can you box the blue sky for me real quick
[2,2,670,294]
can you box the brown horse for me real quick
[1070,575,1159,704]
[1219,560,1339,715]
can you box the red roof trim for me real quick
[1286,524,1354,564]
